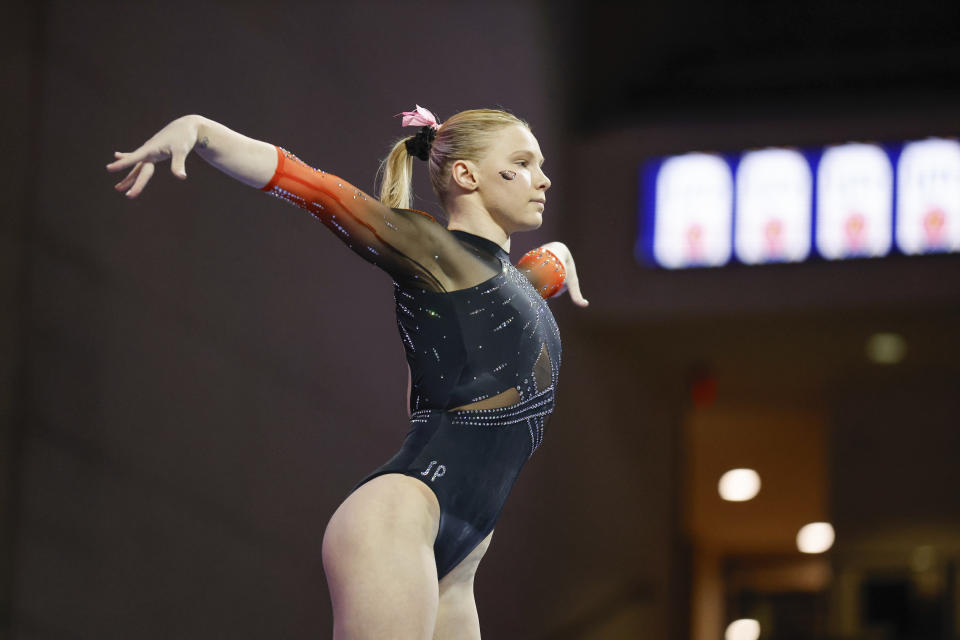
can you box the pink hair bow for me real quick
[395,104,440,130]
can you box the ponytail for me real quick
[377,135,416,209]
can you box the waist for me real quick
[411,385,556,427]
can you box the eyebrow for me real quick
[512,150,546,164]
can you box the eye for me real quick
[516,160,528,167]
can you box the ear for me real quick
[450,159,480,192]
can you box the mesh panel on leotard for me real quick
[260,144,499,293]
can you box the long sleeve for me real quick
[260,145,446,290]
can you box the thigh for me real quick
[432,530,494,640]
[433,583,480,640]
[322,473,442,640]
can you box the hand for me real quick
[105,115,200,198]
[541,242,588,307]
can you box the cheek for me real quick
[501,171,533,194]
[489,170,533,213]
[505,184,532,212]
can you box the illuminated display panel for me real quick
[651,153,733,269]
[734,148,812,265]
[896,138,960,255]
[637,136,960,269]
[816,143,893,259]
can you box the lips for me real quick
[532,198,546,204]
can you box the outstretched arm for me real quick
[106,115,277,193]
[106,115,446,287]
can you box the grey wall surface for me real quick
[2,1,45,633]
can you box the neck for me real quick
[445,204,511,253]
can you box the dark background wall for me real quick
[3,1,959,639]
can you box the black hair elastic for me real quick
[405,126,437,161]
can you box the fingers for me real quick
[564,257,589,307]
[170,149,187,179]
[108,147,183,198]
[124,161,155,198]
[105,149,144,173]
[114,161,143,192]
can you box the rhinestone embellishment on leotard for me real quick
[492,316,515,332]
[266,185,306,207]
[394,234,561,459]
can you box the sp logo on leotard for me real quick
[421,460,446,482]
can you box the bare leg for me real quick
[432,531,494,640]
[322,474,442,640]
[433,583,481,640]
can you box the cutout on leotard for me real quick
[533,342,553,392]
[449,343,553,412]
[451,386,520,412]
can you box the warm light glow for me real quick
[725,618,761,640]
[797,522,835,553]
[911,545,936,572]
[718,468,761,502]
[866,332,907,364]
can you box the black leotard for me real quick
[260,145,561,579]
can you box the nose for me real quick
[538,168,551,191]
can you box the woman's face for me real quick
[476,124,552,233]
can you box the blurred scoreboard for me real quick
[637,138,960,268]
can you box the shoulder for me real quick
[393,207,438,224]
[389,207,442,231]
[389,207,455,245]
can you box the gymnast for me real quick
[106,105,588,639]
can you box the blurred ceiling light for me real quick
[911,545,936,572]
[718,468,761,502]
[797,522,835,553]
[866,332,907,364]
[725,618,761,640]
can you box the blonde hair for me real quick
[377,108,529,211]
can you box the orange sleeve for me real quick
[517,247,566,299]
[261,145,442,286]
